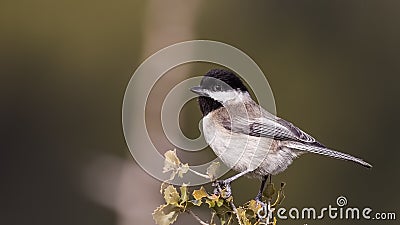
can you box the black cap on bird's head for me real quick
[190,69,249,116]
[191,69,248,96]
[202,69,248,92]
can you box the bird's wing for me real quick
[223,115,325,147]
[219,107,372,168]
[275,118,325,147]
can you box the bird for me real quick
[190,68,372,202]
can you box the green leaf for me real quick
[192,186,208,200]
[153,204,181,225]
[205,198,216,208]
[206,162,220,181]
[216,198,224,207]
[164,185,180,205]
[206,194,223,208]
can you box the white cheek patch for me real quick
[206,90,238,103]
[206,90,253,106]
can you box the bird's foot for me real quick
[255,194,266,208]
[212,180,232,199]
[255,192,263,203]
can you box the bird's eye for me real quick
[214,85,222,91]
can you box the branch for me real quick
[188,168,210,179]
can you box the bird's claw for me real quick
[255,193,262,203]
[255,199,266,209]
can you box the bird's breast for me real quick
[202,112,298,175]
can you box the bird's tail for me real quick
[285,142,372,168]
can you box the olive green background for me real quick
[1,1,399,225]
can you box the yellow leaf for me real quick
[164,185,180,205]
[192,186,208,200]
[248,200,262,214]
[205,193,223,208]
[205,198,215,208]
[237,208,252,225]
[208,193,219,200]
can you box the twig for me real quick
[210,211,216,224]
[189,168,210,179]
[188,209,209,225]
[229,199,243,225]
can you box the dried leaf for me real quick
[160,182,169,194]
[206,161,220,181]
[206,194,223,208]
[179,184,188,202]
[219,187,231,199]
[248,200,262,214]
[205,198,216,208]
[237,208,252,225]
[153,204,180,225]
[272,182,285,206]
[264,183,275,200]
[164,185,180,205]
[163,150,181,173]
[205,194,217,208]
[178,163,189,178]
[192,186,208,200]
[208,193,219,200]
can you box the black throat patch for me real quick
[198,96,223,116]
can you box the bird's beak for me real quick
[190,86,209,97]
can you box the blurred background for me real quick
[1,1,399,225]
